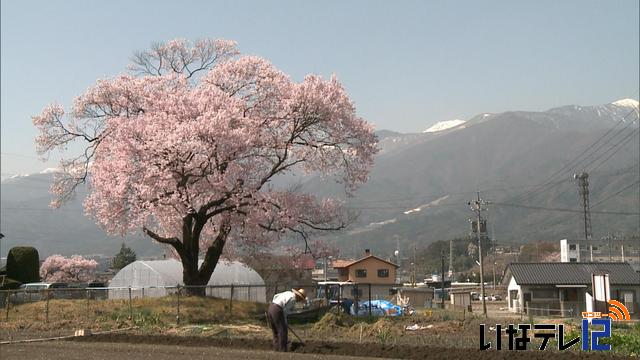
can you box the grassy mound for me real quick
[311,311,354,332]
[0,295,268,332]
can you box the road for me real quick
[1,341,392,360]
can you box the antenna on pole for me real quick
[574,171,593,261]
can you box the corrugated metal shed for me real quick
[504,262,639,285]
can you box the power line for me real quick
[345,203,463,210]
[543,164,639,205]
[491,201,639,216]
[346,165,638,211]
[591,180,640,209]
[588,130,640,173]
[1,207,83,212]
[0,152,41,159]
[511,108,638,202]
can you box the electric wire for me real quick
[510,108,638,202]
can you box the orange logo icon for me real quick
[603,300,630,321]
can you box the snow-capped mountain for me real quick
[304,98,639,255]
[611,98,639,109]
[423,119,466,133]
[2,98,638,258]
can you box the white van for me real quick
[9,282,68,303]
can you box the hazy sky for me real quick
[1,0,639,176]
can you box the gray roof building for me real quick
[503,262,639,286]
[503,262,639,318]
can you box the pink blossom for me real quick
[40,255,98,283]
[33,38,378,288]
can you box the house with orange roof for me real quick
[332,249,399,284]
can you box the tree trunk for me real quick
[182,265,208,297]
[144,216,229,297]
[180,219,229,297]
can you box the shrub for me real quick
[6,246,40,284]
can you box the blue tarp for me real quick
[350,299,403,316]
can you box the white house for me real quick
[504,262,639,318]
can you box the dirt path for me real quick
[49,334,631,359]
[1,341,389,360]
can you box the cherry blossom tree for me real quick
[40,255,98,283]
[33,39,377,295]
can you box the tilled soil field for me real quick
[70,333,629,359]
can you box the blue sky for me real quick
[1,0,638,176]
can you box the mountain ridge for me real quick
[2,99,638,258]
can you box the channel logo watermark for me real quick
[480,300,630,351]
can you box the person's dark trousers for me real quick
[267,303,288,351]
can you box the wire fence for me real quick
[0,282,442,325]
[0,284,276,325]
[2,284,584,327]
[0,283,385,324]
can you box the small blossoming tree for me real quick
[33,39,377,294]
[40,255,98,283]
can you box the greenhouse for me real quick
[108,259,266,302]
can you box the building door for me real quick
[523,292,531,312]
[509,290,518,309]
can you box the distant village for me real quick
[2,230,638,319]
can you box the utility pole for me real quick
[491,221,496,290]
[603,233,613,261]
[324,256,328,281]
[574,172,593,261]
[412,243,417,287]
[469,192,488,317]
[0,233,4,267]
[448,239,454,279]
[0,233,3,268]
[441,249,445,308]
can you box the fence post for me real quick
[45,290,50,323]
[5,291,10,321]
[325,284,329,303]
[176,285,181,325]
[229,284,234,316]
[128,286,133,320]
[86,288,91,320]
[354,284,359,315]
[247,285,251,302]
[142,287,145,298]
[368,284,372,317]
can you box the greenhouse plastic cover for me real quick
[109,259,265,288]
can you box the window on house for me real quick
[592,246,599,251]
[562,288,578,301]
[355,269,367,278]
[569,258,577,262]
[377,269,389,278]
[569,244,576,250]
[622,292,635,314]
[532,288,558,299]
